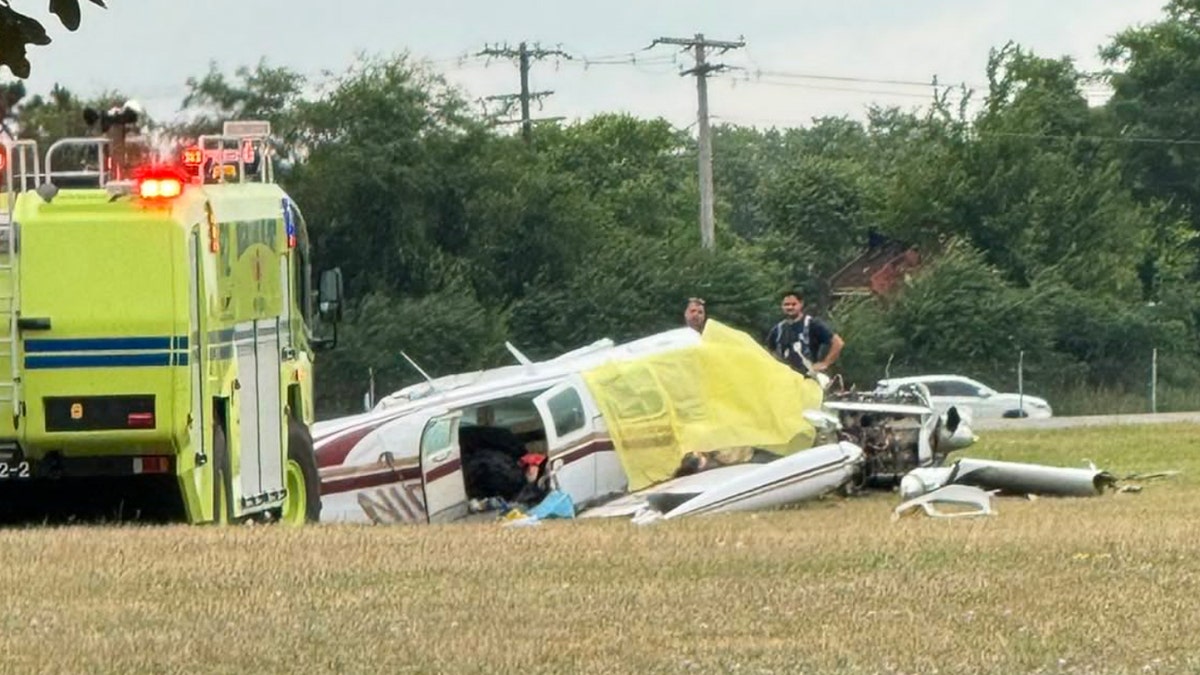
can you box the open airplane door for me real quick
[532,375,603,502]
[419,410,467,523]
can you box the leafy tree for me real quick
[754,153,874,287]
[865,106,972,252]
[315,288,509,416]
[1044,283,1195,388]
[711,124,776,238]
[286,54,483,298]
[8,83,139,176]
[0,0,106,78]
[713,118,875,241]
[825,293,904,389]
[182,9,1200,415]
[508,232,782,358]
[456,136,607,304]
[962,44,1162,296]
[174,61,307,165]
[1101,0,1200,315]
[539,114,696,239]
[15,83,107,142]
[835,240,1059,389]
[0,79,24,135]
[1104,0,1200,234]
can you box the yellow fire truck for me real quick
[0,116,341,524]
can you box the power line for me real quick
[555,43,678,68]
[732,42,1114,93]
[725,76,942,99]
[753,69,953,89]
[743,68,1113,94]
[981,130,1200,146]
[576,55,679,68]
[708,113,828,128]
[555,44,650,61]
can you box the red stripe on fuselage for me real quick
[319,436,616,496]
[320,465,422,495]
[424,458,462,482]
[554,438,615,464]
[314,408,419,468]
[316,425,378,469]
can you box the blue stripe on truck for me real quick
[25,336,188,352]
[25,353,176,369]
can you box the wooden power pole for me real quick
[477,42,571,142]
[652,34,744,249]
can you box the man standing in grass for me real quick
[765,289,844,378]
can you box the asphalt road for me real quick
[972,411,1200,431]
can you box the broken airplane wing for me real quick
[582,441,865,521]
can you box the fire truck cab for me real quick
[0,117,340,524]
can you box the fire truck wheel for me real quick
[282,418,321,525]
[212,423,232,525]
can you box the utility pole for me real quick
[477,41,571,142]
[519,44,532,140]
[651,34,744,249]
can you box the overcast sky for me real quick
[15,0,1168,130]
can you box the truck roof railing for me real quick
[45,137,114,188]
[3,119,279,192]
[4,139,41,196]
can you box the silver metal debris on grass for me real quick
[949,458,1116,497]
[899,458,1118,499]
[899,467,954,500]
[892,484,997,520]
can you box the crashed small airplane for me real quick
[314,321,973,524]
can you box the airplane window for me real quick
[420,417,454,456]
[546,388,586,437]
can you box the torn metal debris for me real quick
[900,458,1118,500]
[893,484,997,520]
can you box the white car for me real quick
[875,375,1053,420]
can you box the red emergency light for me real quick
[134,166,188,201]
[139,177,183,199]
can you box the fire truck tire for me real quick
[284,418,322,524]
[212,423,232,525]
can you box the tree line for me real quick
[8,0,1200,416]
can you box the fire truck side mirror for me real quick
[317,267,344,323]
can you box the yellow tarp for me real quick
[581,320,825,491]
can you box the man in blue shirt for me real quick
[764,290,844,377]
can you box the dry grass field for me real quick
[1,423,1197,674]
